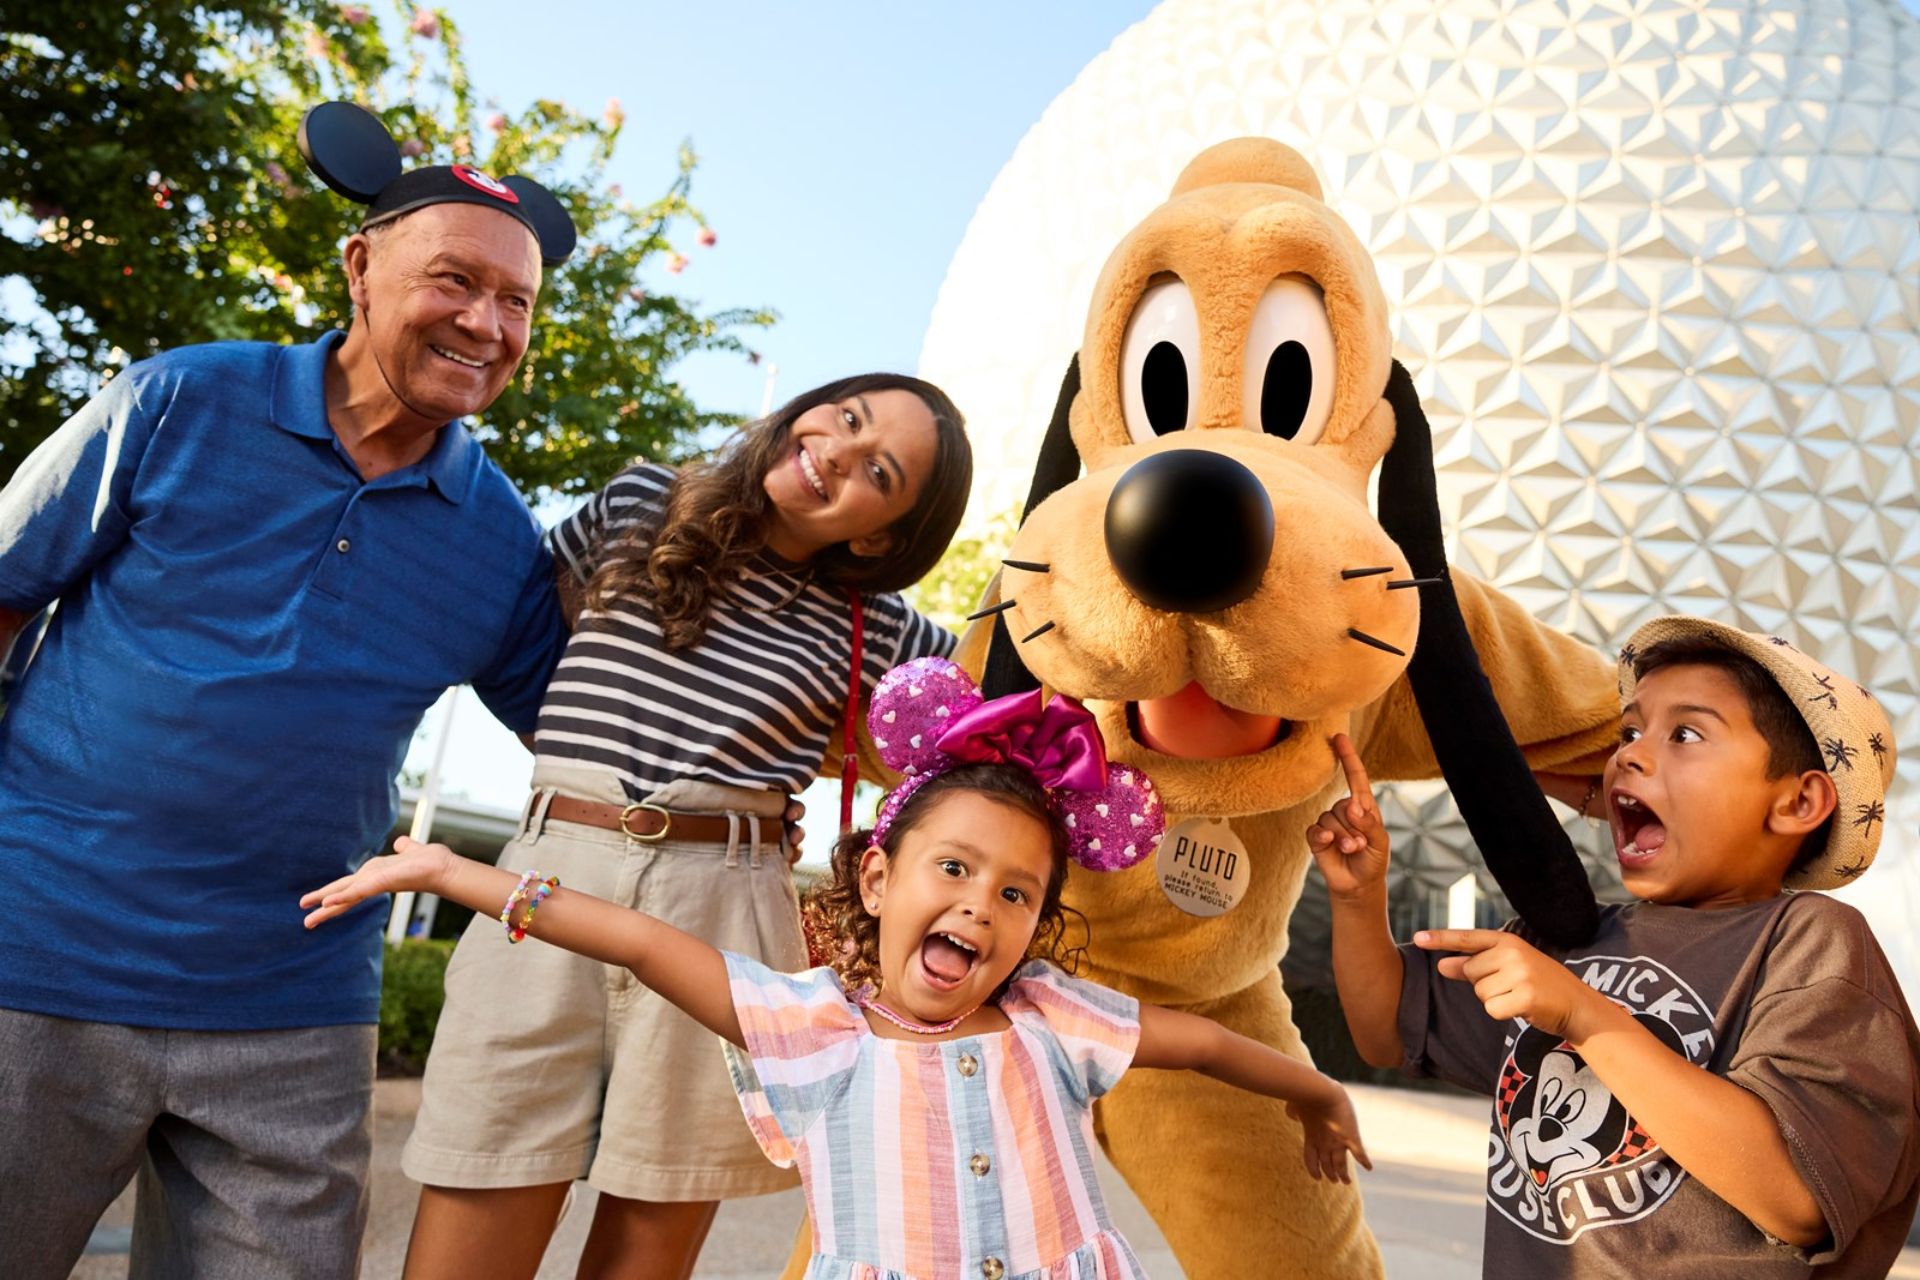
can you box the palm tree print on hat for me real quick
[1808,673,1839,712]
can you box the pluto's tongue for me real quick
[921,935,973,983]
[1136,681,1285,760]
[1629,822,1668,853]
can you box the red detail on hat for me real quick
[451,165,519,203]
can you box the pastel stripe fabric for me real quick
[723,953,1149,1280]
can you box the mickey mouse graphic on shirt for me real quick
[1489,954,1716,1243]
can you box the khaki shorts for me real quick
[401,764,806,1201]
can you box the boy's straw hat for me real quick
[1617,616,1897,890]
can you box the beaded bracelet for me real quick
[507,876,561,944]
[498,870,538,941]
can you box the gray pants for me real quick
[0,1007,376,1280]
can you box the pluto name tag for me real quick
[1155,818,1249,917]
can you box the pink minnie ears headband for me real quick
[869,657,1164,872]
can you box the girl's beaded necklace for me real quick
[854,988,982,1036]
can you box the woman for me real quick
[399,373,972,1278]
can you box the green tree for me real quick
[0,1,771,495]
[903,508,1019,632]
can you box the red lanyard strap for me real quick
[840,588,864,830]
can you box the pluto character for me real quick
[945,139,1622,1277]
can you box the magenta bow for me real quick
[865,656,1164,871]
[933,688,1109,793]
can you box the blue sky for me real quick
[407,2,1158,833]
[449,0,1160,418]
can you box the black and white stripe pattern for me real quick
[538,464,953,798]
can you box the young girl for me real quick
[309,660,1370,1280]
[399,375,971,1279]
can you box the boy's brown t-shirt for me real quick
[1398,892,1920,1277]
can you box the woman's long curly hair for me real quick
[583,373,970,650]
[802,763,1088,999]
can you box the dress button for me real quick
[969,1153,991,1177]
[981,1258,1004,1280]
[956,1053,979,1078]
[335,538,351,553]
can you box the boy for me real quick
[1313,615,1919,1276]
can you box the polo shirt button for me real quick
[336,538,351,553]
[956,1053,978,1078]
[969,1152,991,1177]
[981,1258,1004,1280]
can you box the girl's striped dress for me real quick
[723,953,1152,1280]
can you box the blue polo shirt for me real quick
[0,332,566,1029]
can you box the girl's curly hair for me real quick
[802,762,1088,998]
[582,372,969,651]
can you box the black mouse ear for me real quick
[500,176,578,266]
[983,354,1083,700]
[297,102,402,204]
[1509,1024,1556,1074]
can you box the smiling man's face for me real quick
[346,201,541,423]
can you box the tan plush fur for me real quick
[797,139,1619,1279]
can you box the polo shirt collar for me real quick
[413,414,477,505]
[269,329,478,505]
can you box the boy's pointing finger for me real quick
[1329,733,1373,806]
[1412,928,1506,953]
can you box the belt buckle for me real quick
[619,802,672,843]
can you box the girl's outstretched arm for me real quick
[301,837,742,1046]
[1134,1004,1372,1183]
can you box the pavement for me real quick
[69,1078,1920,1279]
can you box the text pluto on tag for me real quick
[1172,835,1237,881]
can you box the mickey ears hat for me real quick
[297,101,577,267]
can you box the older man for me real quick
[0,112,574,1278]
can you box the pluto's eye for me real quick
[1241,276,1335,444]
[1119,279,1200,443]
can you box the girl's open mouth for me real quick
[1612,792,1668,869]
[917,931,978,991]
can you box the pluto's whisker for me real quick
[1385,577,1444,591]
[1003,559,1052,573]
[1020,620,1057,643]
[1341,566,1393,580]
[1347,627,1406,657]
[966,600,1018,621]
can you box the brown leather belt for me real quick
[542,795,769,845]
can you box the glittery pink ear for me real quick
[1055,763,1164,872]
[868,657,983,777]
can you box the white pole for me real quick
[759,362,779,418]
[1446,871,1479,930]
[387,690,459,944]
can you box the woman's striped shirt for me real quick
[536,463,954,800]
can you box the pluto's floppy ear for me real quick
[1376,360,1600,947]
[982,355,1083,699]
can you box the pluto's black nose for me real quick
[1103,450,1274,613]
